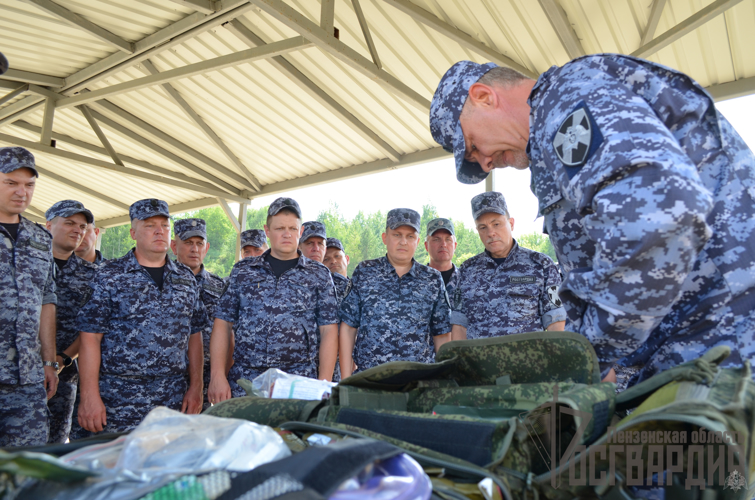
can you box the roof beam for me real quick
[169,0,216,15]
[140,59,262,191]
[1,69,65,88]
[631,0,746,59]
[25,205,47,218]
[97,197,221,228]
[217,198,241,233]
[382,0,537,78]
[537,0,585,59]
[90,100,254,191]
[56,37,311,109]
[249,0,431,111]
[0,101,45,128]
[0,132,251,203]
[0,95,44,122]
[86,106,244,194]
[258,147,450,197]
[23,209,46,224]
[77,105,125,166]
[21,0,134,53]
[641,0,668,46]
[225,20,400,162]
[321,0,335,35]
[62,1,256,94]
[40,98,55,145]
[352,0,381,69]
[11,120,226,193]
[34,165,130,210]
[706,76,755,101]
[0,85,30,107]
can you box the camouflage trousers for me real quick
[0,383,48,447]
[47,365,77,443]
[73,373,187,438]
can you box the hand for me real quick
[602,368,617,383]
[43,365,58,399]
[181,384,203,414]
[208,376,232,405]
[78,394,107,433]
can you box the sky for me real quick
[235,94,755,238]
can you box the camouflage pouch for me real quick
[203,395,325,427]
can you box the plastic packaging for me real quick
[21,407,291,500]
[329,453,432,500]
[250,368,337,400]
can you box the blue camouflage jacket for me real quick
[451,241,566,337]
[194,265,225,378]
[214,250,339,380]
[331,271,351,306]
[528,54,755,378]
[76,249,207,377]
[339,256,452,371]
[0,216,56,385]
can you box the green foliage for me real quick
[100,204,490,277]
[518,231,557,262]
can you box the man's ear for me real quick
[381,232,387,245]
[467,82,498,109]
[169,240,177,254]
[346,255,350,265]
[509,217,515,231]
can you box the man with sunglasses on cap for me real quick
[240,229,268,259]
[209,197,339,402]
[430,56,755,389]
[339,209,452,378]
[0,147,58,447]
[76,199,207,435]
[44,200,100,443]
[171,218,225,409]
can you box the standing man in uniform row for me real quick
[240,229,267,259]
[430,56,755,387]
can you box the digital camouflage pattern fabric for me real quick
[44,200,93,224]
[240,229,266,249]
[451,241,566,337]
[47,254,99,443]
[339,256,451,371]
[75,248,207,430]
[0,146,38,177]
[326,237,345,253]
[470,191,509,220]
[385,208,421,232]
[525,54,755,382]
[267,197,301,218]
[173,218,206,240]
[429,61,498,184]
[194,265,225,408]
[426,218,455,237]
[300,221,326,243]
[128,198,170,220]
[331,271,350,306]
[214,249,338,397]
[0,215,55,447]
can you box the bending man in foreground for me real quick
[430,56,755,388]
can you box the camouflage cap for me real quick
[0,147,38,177]
[386,208,421,233]
[430,61,498,185]
[471,191,509,221]
[268,197,301,218]
[174,218,206,240]
[301,221,326,243]
[426,217,455,237]
[326,237,345,252]
[0,52,8,75]
[240,229,266,248]
[45,200,94,224]
[129,198,170,221]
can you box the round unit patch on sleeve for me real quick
[552,101,603,178]
[548,285,562,307]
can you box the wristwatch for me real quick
[57,352,73,368]
[43,360,60,370]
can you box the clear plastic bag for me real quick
[250,368,337,400]
[20,407,291,500]
[329,453,432,500]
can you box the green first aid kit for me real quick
[207,332,755,500]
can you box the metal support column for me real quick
[95,227,106,251]
[485,170,494,192]
[236,203,248,262]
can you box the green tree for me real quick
[518,231,557,262]
[100,224,134,260]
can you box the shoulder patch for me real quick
[547,285,563,307]
[552,101,603,178]
[343,279,353,299]
[80,287,94,307]
[220,280,230,297]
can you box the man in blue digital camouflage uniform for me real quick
[324,237,351,304]
[171,218,225,410]
[450,192,565,341]
[44,200,98,443]
[240,229,268,259]
[76,199,207,435]
[430,56,755,388]
[425,218,459,292]
[339,209,452,377]
[209,197,339,402]
[299,222,351,304]
[0,146,58,447]
[75,221,104,264]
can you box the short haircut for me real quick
[266,207,301,226]
[477,66,529,88]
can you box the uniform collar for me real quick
[380,254,419,277]
[93,249,104,264]
[483,239,520,265]
[124,248,177,273]
[61,253,97,273]
[254,248,307,270]
[3,215,40,244]
[528,65,559,110]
